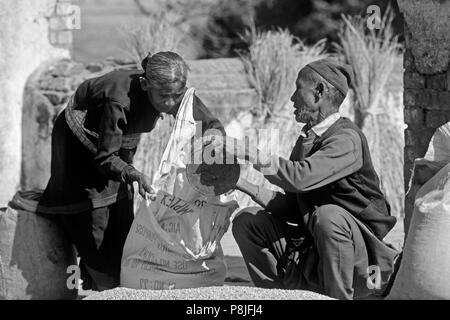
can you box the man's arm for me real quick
[236,176,306,231]
[259,128,363,193]
[93,98,130,181]
[92,98,155,198]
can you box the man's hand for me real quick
[235,175,259,198]
[137,174,157,201]
[203,135,256,162]
[202,135,273,172]
[235,174,276,208]
[121,165,157,200]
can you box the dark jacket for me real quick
[39,69,223,214]
[265,117,396,240]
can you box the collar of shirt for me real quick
[309,112,341,137]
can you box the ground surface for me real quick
[84,286,334,300]
[79,216,404,299]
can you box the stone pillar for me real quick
[398,0,450,234]
[0,0,72,205]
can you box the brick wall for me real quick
[49,0,79,48]
[403,38,450,233]
[398,0,450,235]
[403,48,450,182]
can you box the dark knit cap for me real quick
[305,59,354,95]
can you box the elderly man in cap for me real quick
[209,59,400,299]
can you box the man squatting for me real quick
[210,59,401,300]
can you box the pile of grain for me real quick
[84,286,334,300]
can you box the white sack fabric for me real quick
[120,88,239,290]
[387,162,450,299]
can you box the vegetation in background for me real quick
[119,10,185,68]
[336,5,401,127]
[238,27,302,121]
[336,6,404,218]
[201,0,259,58]
[202,0,402,58]
[74,0,402,61]
[239,25,328,121]
[132,0,219,59]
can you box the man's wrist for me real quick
[121,165,138,184]
[236,176,259,197]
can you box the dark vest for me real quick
[294,118,396,240]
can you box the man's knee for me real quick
[309,204,352,238]
[232,207,265,237]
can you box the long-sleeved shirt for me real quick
[267,126,363,193]
[245,115,398,296]
[39,69,223,214]
[249,115,360,229]
[254,116,395,240]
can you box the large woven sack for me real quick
[120,191,236,290]
[387,163,450,299]
[120,88,239,290]
[405,122,450,236]
[0,191,77,300]
[423,122,450,162]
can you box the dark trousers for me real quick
[59,196,134,290]
[232,205,370,300]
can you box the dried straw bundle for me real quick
[119,11,184,67]
[239,26,328,121]
[336,7,404,219]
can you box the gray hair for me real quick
[141,51,190,89]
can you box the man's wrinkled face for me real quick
[290,74,320,125]
[149,81,187,115]
[141,77,187,115]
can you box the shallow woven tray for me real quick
[186,163,241,197]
